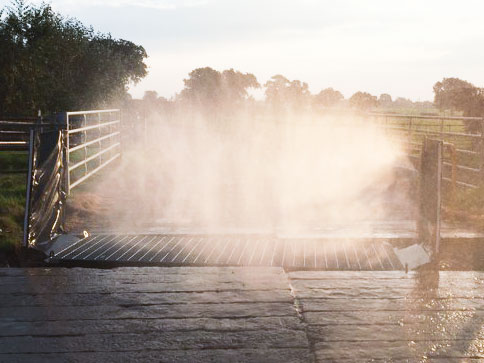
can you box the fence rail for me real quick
[65,109,121,194]
[0,118,38,151]
[368,113,484,191]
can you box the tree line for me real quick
[132,67,437,118]
[1,1,482,120]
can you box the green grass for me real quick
[0,151,28,171]
[443,185,484,230]
[0,152,28,252]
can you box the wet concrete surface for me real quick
[289,270,484,361]
[0,267,483,362]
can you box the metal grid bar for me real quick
[133,235,165,262]
[443,162,480,174]
[69,143,120,171]
[75,235,116,260]
[69,153,120,190]
[65,109,121,194]
[52,234,403,270]
[442,177,478,189]
[381,126,482,139]
[205,238,222,264]
[456,148,479,156]
[69,131,120,153]
[67,120,120,134]
[149,236,176,262]
[66,109,120,116]
[368,113,484,121]
[0,141,27,145]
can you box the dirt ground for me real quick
[65,149,418,236]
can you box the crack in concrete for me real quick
[285,269,317,363]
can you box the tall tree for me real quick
[221,68,259,108]
[314,88,344,108]
[264,75,311,112]
[349,91,378,110]
[434,77,484,134]
[0,0,147,115]
[178,67,259,114]
[378,93,392,107]
[433,77,483,117]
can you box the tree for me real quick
[178,67,260,114]
[378,93,392,107]
[264,75,311,112]
[314,88,344,108]
[433,77,483,117]
[349,91,378,110]
[221,68,259,108]
[393,97,414,108]
[0,0,147,115]
[143,90,159,104]
[433,77,484,134]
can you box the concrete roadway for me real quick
[0,267,483,362]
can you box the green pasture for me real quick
[0,152,27,252]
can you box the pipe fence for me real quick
[20,109,122,248]
[368,113,484,192]
[0,117,39,151]
[64,109,121,194]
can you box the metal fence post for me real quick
[408,117,413,152]
[65,112,70,195]
[435,140,442,255]
[22,129,35,248]
[480,119,484,184]
[440,117,444,140]
[445,143,457,199]
[119,109,123,158]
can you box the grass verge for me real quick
[443,185,484,230]
[0,152,27,254]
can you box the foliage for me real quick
[433,77,484,134]
[433,77,484,117]
[264,75,311,113]
[178,67,260,115]
[349,91,378,110]
[378,93,392,107]
[0,0,147,116]
[313,88,344,108]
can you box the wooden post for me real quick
[418,138,442,259]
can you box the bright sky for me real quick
[2,0,484,101]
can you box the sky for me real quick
[2,0,484,101]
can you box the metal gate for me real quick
[22,110,122,249]
[64,110,121,194]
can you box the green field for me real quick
[0,152,28,253]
